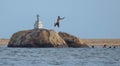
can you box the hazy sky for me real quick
[0,0,120,38]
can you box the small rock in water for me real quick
[113,46,116,48]
[92,46,94,48]
[103,44,106,48]
[109,46,111,48]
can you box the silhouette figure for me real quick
[54,16,65,28]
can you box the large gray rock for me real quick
[8,29,67,47]
[58,32,89,48]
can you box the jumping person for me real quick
[54,16,65,28]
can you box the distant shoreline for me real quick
[0,39,120,46]
[0,39,9,46]
[83,39,120,46]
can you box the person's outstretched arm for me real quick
[60,17,65,20]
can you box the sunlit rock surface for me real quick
[8,29,67,47]
[8,29,88,48]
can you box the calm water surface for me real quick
[0,46,120,66]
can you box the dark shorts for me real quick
[54,22,59,27]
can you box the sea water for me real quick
[0,46,120,66]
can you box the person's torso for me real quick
[57,18,60,22]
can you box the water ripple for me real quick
[0,46,120,66]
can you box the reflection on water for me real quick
[0,46,120,66]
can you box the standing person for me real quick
[54,16,65,28]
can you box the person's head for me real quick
[37,14,39,17]
[58,16,60,18]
